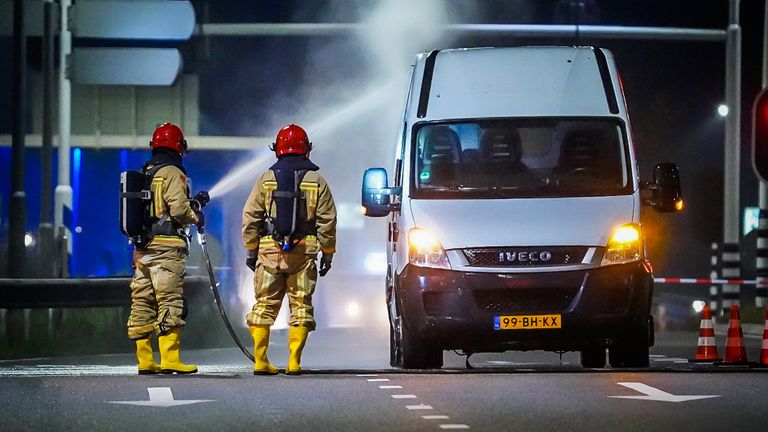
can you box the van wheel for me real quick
[609,343,649,368]
[609,328,650,368]
[397,317,443,369]
[580,347,606,368]
[389,320,401,367]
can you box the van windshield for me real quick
[412,118,632,199]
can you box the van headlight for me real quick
[601,224,643,266]
[408,228,451,269]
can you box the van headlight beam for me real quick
[408,228,451,270]
[601,224,643,266]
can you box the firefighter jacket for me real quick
[146,164,199,249]
[242,166,337,256]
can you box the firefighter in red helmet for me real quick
[127,122,208,374]
[242,124,337,375]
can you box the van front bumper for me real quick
[395,262,653,352]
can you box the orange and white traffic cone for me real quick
[760,308,768,366]
[723,304,748,364]
[693,305,720,362]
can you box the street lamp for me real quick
[718,104,729,117]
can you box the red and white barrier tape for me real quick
[654,278,757,285]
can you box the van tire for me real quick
[389,323,400,367]
[609,343,649,368]
[580,347,606,368]
[609,325,651,368]
[397,318,443,369]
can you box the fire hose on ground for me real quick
[196,224,255,362]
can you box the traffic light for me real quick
[753,89,768,183]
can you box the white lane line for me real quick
[391,394,417,399]
[367,378,390,382]
[439,424,470,430]
[651,358,689,364]
[406,404,433,410]
[357,374,378,377]
[423,415,450,420]
[379,385,403,389]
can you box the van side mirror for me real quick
[641,163,684,213]
[361,168,402,217]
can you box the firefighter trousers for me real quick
[127,247,188,340]
[246,251,317,331]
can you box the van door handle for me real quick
[389,221,399,243]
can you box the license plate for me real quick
[493,314,561,330]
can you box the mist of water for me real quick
[206,0,469,331]
[207,79,399,201]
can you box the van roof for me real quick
[414,46,621,120]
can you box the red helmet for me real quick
[150,122,188,155]
[272,124,312,156]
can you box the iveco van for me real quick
[361,47,682,369]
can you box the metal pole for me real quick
[722,0,742,309]
[55,0,73,277]
[9,0,27,278]
[39,0,56,278]
[757,0,768,308]
[709,242,720,313]
[197,23,728,42]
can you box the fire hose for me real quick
[195,224,255,362]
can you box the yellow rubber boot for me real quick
[135,337,161,375]
[286,325,310,375]
[249,325,278,375]
[158,328,198,374]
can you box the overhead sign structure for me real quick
[72,48,182,86]
[0,0,194,39]
[74,0,195,40]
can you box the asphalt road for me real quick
[1,328,766,431]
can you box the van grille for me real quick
[462,247,588,267]
[473,287,579,313]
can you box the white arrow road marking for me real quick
[609,382,720,403]
[108,387,215,407]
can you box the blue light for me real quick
[72,148,82,274]
[363,168,388,190]
[119,149,128,172]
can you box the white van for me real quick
[361,47,683,369]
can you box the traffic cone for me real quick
[693,305,720,362]
[722,304,748,364]
[760,308,768,366]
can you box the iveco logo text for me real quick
[499,251,553,263]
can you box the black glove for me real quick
[246,249,258,271]
[194,210,205,228]
[191,191,210,210]
[319,253,333,277]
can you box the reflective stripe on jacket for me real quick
[147,165,198,249]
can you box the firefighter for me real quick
[242,124,337,375]
[128,122,208,375]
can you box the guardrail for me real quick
[0,276,208,308]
